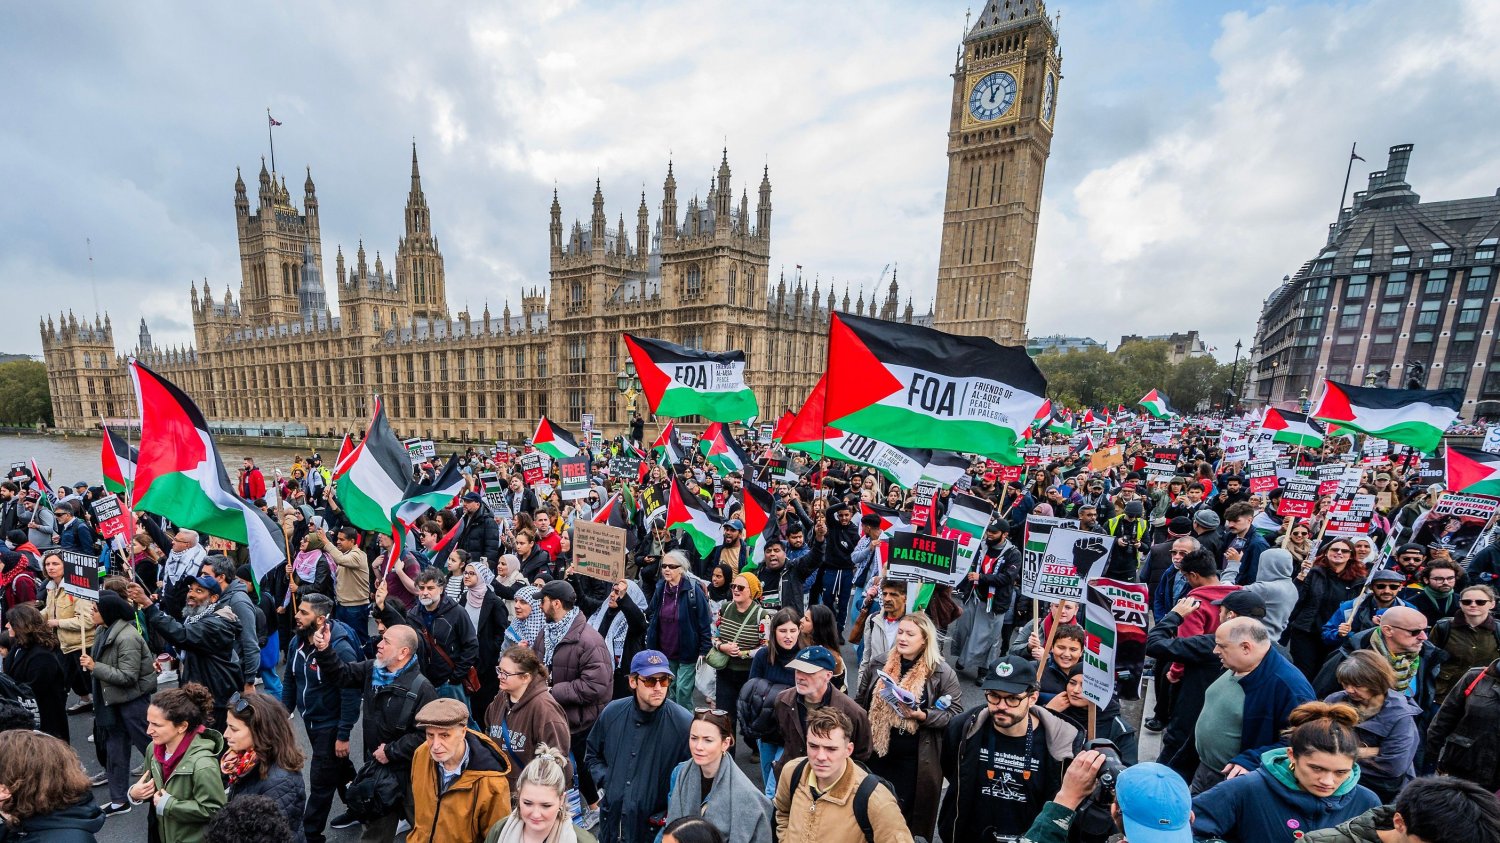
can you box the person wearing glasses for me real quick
[53,501,97,555]
[662,708,774,843]
[1430,584,1500,702]
[937,654,1081,843]
[1402,557,1463,627]
[1315,606,1448,721]
[710,572,766,753]
[1322,651,1422,803]
[1323,570,1415,646]
[1287,538,1368,680]
[484,645,571,790]
[585,650,692,843]
[646,550,713,709]
[1277,518,1314,567]
[221,692,307,843]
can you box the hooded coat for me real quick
[1245,548,1300,640]
[142,602,241,707]
[148,728,228,843]
[484,676,572,786]
[0,794,105,843]
[226,764,307,843]
[1190,748,1381,843]
[532,613,613,734]
[1324,689,1422,795]
[664,756,775,843]
[1303,805,1395,843]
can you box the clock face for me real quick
[1042,72,1056,123]
[968,71,1018,122]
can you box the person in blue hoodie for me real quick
[280,593,361,843]
[1192,700,1380,842]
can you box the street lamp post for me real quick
[616,360,641,418]
[1299,387,1310,414]
[1228,340,1243,413]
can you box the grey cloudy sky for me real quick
[3,0,1497,360]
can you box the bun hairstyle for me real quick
[1284,701,1362,760]
[151,682,215,729]
[514,743,570,806]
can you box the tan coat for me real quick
[773,756,913,843]
[44,585,94,654]
[327,544,371,606]
[409,730,513,843]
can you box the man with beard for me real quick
[311,620,437,843]
[1390,543,1428,588]
[145,521,207,620]
[200,555,262,694]
[953,517,1022,678]
[381,568,478,702]
[1079,477,1116,521]
[938,654,1083,843]
[127,575,240,728]
[283,593,361,842]
[1403,557,1462,625]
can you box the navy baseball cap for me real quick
[629,650,673,677]
[786,646,837,673]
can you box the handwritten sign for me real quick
[572,519,626,582]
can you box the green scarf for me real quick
[1370,628,1419,691]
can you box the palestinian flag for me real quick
[942,492,994,587]
[1080,432,1098,453]
[823,313,1047,462]
[652,421,688,466]
[26,459,54,505]
[333,433,355,475]
[1080,409,1097,426]
[771,411,796,443]
[391,455,466,547]
[622,333,759,422]
[1261,407,1325,448]
[127,361,287,580]
[701,425,752,475]
[1138,389,1175,419]
[532,417,582,459]
[423,516,465,565]
[1081,583,1119,708]
[332,399,412,535]
[1446,444,1500,497]
[921,451,971,489]
[665,473,724,558]
[1310,380,1463,454]
[1044,413,1076,436]
[100,426,138,495]
[593,491,641,551]
[739,477,776,571]
[859,500,911,538]
[696,422,725,457]
[782,375,931,488]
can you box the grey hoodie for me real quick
[1245,547,1299,640]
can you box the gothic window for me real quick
[537,392,548,418]
[608,392,618,424]
[686,264,703,297]
[514,349,525,378]
[728,267,737,303]
[82,353,90,369]
[571,281,584,307]
[608,338,618,373]
[537,348,549,378]
[568,389,584,423]
[568,336,587,374]
[746,268,755,306]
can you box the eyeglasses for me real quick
[694,707,728,716]
[1461,599,1493,606]
[730,584,748,592]
[635,675,671,687]
[227,692,252,713]
[496,667,524,679]
[985,691,1030,707]
[1326,548,1351,555]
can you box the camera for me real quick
[1086,738,1127,796]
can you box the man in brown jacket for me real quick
[774,707,912,843]
[408,698,513,843]
[772,645,871,776]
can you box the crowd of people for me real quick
[1,413,1500,843]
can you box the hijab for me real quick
[707,563,734,603]
[507,585,544,647]
[465,562,494,627]
[589,580,647,662]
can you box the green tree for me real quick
[1034,342,1235,413]
[0,361,54,427]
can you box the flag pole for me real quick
[266,108,277,176]
[1336,142,1362,225]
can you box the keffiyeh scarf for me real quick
[541,606,581,668]
[507,586,544,647]
[1371,627,1420,692]
[590,581,647,662]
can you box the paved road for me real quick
[75,641,1154,843]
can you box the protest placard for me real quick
[403,438,424,464]
[1088,445,1124,471]
[1432,493,1500,521]
[1316,463,1347,497]
[995,464,1024,483]
[1327,494,1376,536]
[1092,578,1149,643]
[61,550,101,601]
[580,413,594,433]
[1021,515,1077,600]
[1221,436,1249,464]
[1484,425,1500,456]
[1023,445,1043,467]
[90,495,130,539]
[1277,478,1320,518]
[910,480,940,528]
[1081,584,1118,709]
[1144,461,1177,484]
[572,519,626,582]
[1247,459,1279,493]
[521,453,545,487]
[558,455,591,501]
[1027,527,1113,603]
[888,531,958,583]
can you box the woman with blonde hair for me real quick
[483,744,596,843]
[855,610,961,840]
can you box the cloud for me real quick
[2,0,1495,370]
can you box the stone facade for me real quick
[932,0,1060,344]
[42,6,1060,439]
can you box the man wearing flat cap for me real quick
[408,697,512,843]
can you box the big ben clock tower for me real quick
[932,0,1060,345]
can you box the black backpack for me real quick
[0,671,41,730]
[787,758,926,843]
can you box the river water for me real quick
[0,433,317,490]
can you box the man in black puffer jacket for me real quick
[377,568,478,696]
[457,492,500,562]
[129,576,241,729]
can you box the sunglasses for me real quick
[1326,548,1351,555]
[1372,584,1402,590]
[1461,599,1492,606]
[1386,625,1428,637]
[694,707,728,716]
[226,692,252,714]
[730,584,748,592]
[1291,532,1309,537]
[660,564,682,571]
[635,675,671,687]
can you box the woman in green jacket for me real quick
[128,683,226,843]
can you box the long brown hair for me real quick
[4,603,57,649]
[227,693,305,772]
[1314,538,1367,582]
[0,730,91,824]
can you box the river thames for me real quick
[0,433,319,490]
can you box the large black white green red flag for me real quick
[665,473,724,558]
[1446,444,1500,497]
[781,374,932,488]
[1138,389,1176,419]
[1260,408,1325,447]
[332,398,412,535]
[100,426,138,495]
[1310,380,1462,454]
[622,333,759,422]
[128,361,287,580]
[822,313,1047,463]
[532,416,582,459]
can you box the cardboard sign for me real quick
[1247,459,1279,493]
[887,531,958,583]
[90,495,130,539]
[558,455,591,501]
[572,519,627,582]
[521,453,546,487]
[1088,445,1124,471]
[1432,493,1500,521]
[910,480,940,528]
[61,550,101,601]
[1028,527,1113,603]
[1092,578,1149,643]
[1277,479,1320,518]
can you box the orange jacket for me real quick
[409,729,512,843]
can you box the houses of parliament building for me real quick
[42,0,1062,443]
